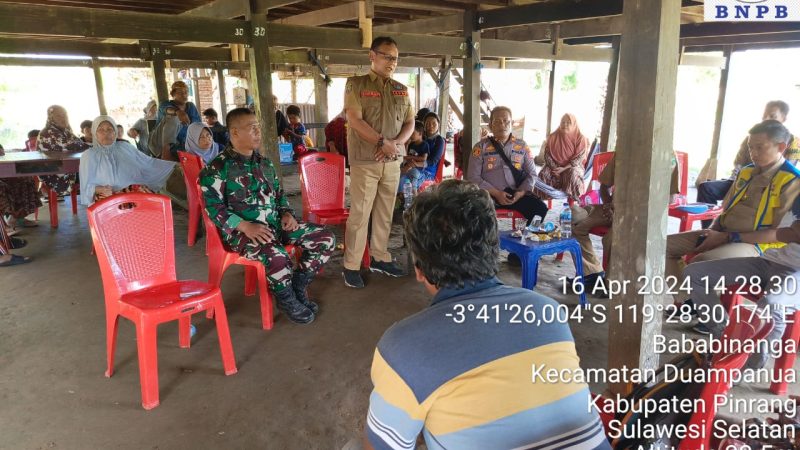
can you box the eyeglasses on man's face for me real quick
[373,50,399,63]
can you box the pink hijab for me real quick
[546,113,589,166]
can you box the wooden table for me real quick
[0,151,82,228]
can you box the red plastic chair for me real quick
[299,152,369,268]
[679,304,772,450]
[178,151,204,247]
[87,193,237,410]
[196,184,295,330]
[720,284,800,395]
[668,151,722,231]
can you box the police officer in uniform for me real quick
[342,36,415,289]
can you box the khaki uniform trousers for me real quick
[343,161,401,270]
[666,229,761,303]
[572,206,612,275]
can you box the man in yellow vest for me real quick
[666,120,800,292]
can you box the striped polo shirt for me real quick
[366,278,609,450]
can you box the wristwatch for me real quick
[728,232,742,243]
[376,135,384,149]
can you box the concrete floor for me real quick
[1,170,796,449]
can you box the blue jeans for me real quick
[398,168,426,193]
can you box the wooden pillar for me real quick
[92,59,107,116]
[599,37,621,152]
[607,0,681,394]
[290,78,298,103]
[705,45,733,180]
[415,68,421,113]
[312,57,329,149]
[247,15,281,175]
[545,60,556,136]
[462,8,481,173]
[216,67,228,121]
[151,58,169,105]
[437,56,451,139]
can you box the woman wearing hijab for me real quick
[536,113,590,200]
[185,122,221,164]
[37,105,91,196]
[129,100,157,155]
[79,116,176,205]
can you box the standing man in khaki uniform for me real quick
[342,37,415,289]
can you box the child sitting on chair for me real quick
[283,105,311,160]
[397,121,429,192]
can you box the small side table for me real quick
[499,231,588,307]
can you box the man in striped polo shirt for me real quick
[362,180,609,450]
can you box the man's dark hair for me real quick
[404,180,498,288]
[202,108,218,118]
[370,36,398,51]
[286,105,302,117]
[489,106,512,124]
[226,107,255,129]
[413,120,424,134]
[749,120,791,145]
[766,100,790,117]
[80,120,92,130]
[28,129,40,139]
[415,108,430,123]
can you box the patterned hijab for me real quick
[546,113,589,166]
[37,105,89,153]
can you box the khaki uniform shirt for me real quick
[716,157,800,232]
[343,70,414,166]
[599,153,680,194]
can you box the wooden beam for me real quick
[449,96,463,123]
[274,2,360,26]
[359,1,373,49]
[151,58,169,105]
[607,0,682,394]
[708,47,732,166]
[682,31,800,48]
[217,67,228,120]
[316,51,439,68]
[92,59,108,116]
[436,57,451,139]
[477,0,623,31]
[0,38,140,59]
[373,0,468,12]
[247,14,281,174]
[0,2,251,44]
[253,0,305,13]
[312,59,329,147]
[462,8,481,173]
[599,36,620,152]
[491,16,623,42]
[374,13,463,34]
[182,0,248,18]
[679,53,726,68]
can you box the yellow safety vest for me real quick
[723,160,800,253]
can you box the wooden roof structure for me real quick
[2,0,798,392]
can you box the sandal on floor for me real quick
[0,254,32,267]
[9,237,27,249]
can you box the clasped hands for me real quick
[374,138,403,162]
[236,212,299,245]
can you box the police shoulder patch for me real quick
[472,146,481,157]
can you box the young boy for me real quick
[397,121,429,192]
[202,108,229,146]
[283,105,311,159]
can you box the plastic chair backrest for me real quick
[299,152,346,212]
[178,151,204,196]
[591,151,614,183]
[435,152,445,182]
[674,151,689,197]
[87,193,176,299]
[195,184,227,255]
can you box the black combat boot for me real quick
[273,286,315,324]
[291,271,319,314]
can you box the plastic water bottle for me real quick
[559,203,572,238]
[403,179,414,210]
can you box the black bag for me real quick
[488,137,529,189]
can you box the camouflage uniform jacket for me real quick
[199,145,294,248]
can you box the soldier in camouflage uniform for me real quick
[200,108,334,324]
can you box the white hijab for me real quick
[79,115,176,205]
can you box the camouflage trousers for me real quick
[232,223,335,292]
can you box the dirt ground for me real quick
[1,169,796,449]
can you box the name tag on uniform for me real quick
[391,90,408,96]
[361,90,381,98]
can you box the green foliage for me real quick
[561,70,578,91]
